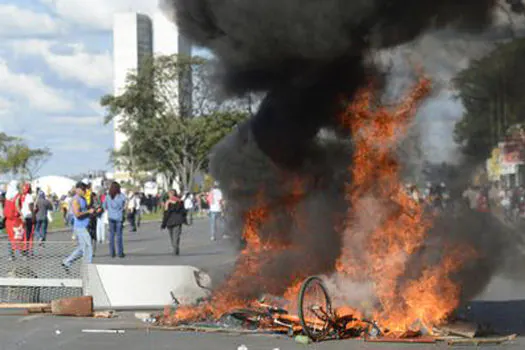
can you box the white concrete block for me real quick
[83,264,210,310]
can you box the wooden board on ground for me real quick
[435,320,478,338]
[366,336,436,344]
[0,303,50,309]
[51,296,93,317]
[446,334,517,345]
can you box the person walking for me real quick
[161,190,186,255]
[35,192,53,244]
[183,192,194,225]
[19,183,35,252]
[126,191,140,233]
[0,192,5,234]
[104,182,126,258]
[95,187,106,244]
[3,181,24,260]
[208,183,223,241]
[62,182,94,271]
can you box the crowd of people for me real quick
[404,182,451,211]
[0,178,226,271]
[403,180,525,226]
[462,182,525,223]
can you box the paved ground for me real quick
[0,218,524,349]
[47,218,239,279]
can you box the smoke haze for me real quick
[162,0,525,314]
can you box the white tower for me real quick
[112,13,153,180]
[153,10,193,118]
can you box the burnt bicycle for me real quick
[297,276,381,342]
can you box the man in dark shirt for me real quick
[35,192,53,243]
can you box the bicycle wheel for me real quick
[298,276,332,342]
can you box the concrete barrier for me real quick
[83,264,211,310]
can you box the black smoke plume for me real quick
[161,0,521,307]
[164,0,497,167]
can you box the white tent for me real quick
[32,176,76,197]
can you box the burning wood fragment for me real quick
[434,320,478,338]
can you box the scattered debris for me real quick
[157,296,517,347]
[294,335,311,345]
[365,336,436,344]
[434,320,478,338]
[54,329,61,336]
[237,344,248,350]
[0,296,93,317]
[0,303,49,310]
[93,310,117,319]
[445,334,517,346]
[81,329,126,334]
[51,296,93,317]
[135,312,153,320]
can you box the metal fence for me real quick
[0,242,83,303]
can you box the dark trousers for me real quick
[109,219,124,257]
[186,210,193,225]
[24,218,33,241]
[35,219,48,241]
[168,225,182,255]
[127,211,137,232]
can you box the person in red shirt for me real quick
[476,188,490,213]
[3,181,31,259]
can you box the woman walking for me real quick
[3,181,24,260]
[104,182,126,258]
[161,190,186,256]
[95,187,107,244]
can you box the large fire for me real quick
[167,77,473,335]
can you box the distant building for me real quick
[153,10,191,57]
[153,10,193,117]
[113,12,153,181]
[112,10,192,182]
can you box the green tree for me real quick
[101,54,248,192]
[454,38,525,160]
[0,132,51,179]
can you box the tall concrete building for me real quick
[112,9,192,182]
[113,13,153,152]
[153,10,191,57]
[153,11,193,118]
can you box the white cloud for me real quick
[54,140,99,152]
[0,97,12,116]
[0,4,60,37]
[41,0,160,30]
[49,116,102,126]
[0,60,73,112]
[11,40,112,89]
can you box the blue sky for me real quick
[0,0,162,177]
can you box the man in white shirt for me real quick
[126,192,140,232]
[208,183,223,241]
[20,183,35,242]
[183,193,194,225]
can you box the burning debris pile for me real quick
[158,0,519,343]
[159,79,511,343]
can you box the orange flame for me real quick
[168,76,474,335]
[336,77,473,333]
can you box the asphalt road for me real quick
[0,218,524,349]
[46,218,239,279]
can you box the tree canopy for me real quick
[0,132,51,180]
[454,38,525,161]
[101,54,248,191]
